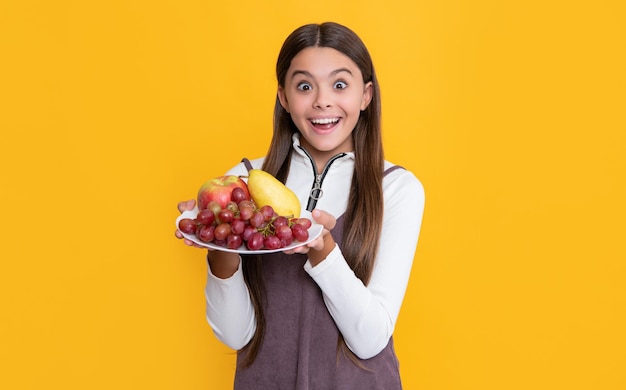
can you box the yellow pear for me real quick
[247,169,301,218]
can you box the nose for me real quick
[313,87,332,109]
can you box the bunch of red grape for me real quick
[178,187,312,250]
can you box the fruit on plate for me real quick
[178,190,312,251]
[197,175,250,210]
[247,169,301,218]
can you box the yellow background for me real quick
[1,1,624,389]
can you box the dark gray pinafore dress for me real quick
[234,164,404,390]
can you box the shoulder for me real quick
[383,161,424,194]
[383,163,426,220]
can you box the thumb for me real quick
[178,199,196,213]
[311,209,336,230]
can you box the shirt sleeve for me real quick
[204,256,256,350]
[304,169,425,359]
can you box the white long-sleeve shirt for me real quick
[205,135,425,359]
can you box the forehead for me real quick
[287,47,361,78]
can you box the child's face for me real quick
[278,47,372,162]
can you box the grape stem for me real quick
[257,214,296,237]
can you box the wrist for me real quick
[207,251,240,279]
[307,233,336,267]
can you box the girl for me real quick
[176,22,425,389]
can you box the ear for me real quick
[277,86,290,113]
[360,81,373,111]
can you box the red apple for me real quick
[197,175,250,210]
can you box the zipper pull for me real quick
[310,174,324,200]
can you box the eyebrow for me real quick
[290,67,353,79]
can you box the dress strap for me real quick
[383,165,404,177]
[241,158,253,172]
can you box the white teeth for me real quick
[311,118,339,125]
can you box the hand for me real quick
[175,199,239,277]
[174,199,204,248]
[286,209,336,264]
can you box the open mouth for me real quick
[310,117,340,130]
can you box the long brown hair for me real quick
[240,22,384,368]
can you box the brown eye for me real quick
[297,82,312,91]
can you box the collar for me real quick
[291,133,355,165]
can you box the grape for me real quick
[231,187,248,203]
[226,234,243,249]
[182,197,313,252]
[178,218,197,234]
[218,209,234,223]
[242,225,257,241]
[263,235,281,250]
[294,218,312,229]
[260,205,276,221]
[239,205,254,221]
[197,224,215,242]
[238,200,255,209]
[275,224,293,241]
[214,223,232,241]
[249,211,265,228]
[230,218,246,235]
[207,201,222,217]
[226,201,239,214]
[291,224,309,242]
[273,216,289,228]
[280,237,293,247]
[247,232,264,250]
[196,209,215,226]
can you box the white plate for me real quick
[176,208,323,254]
